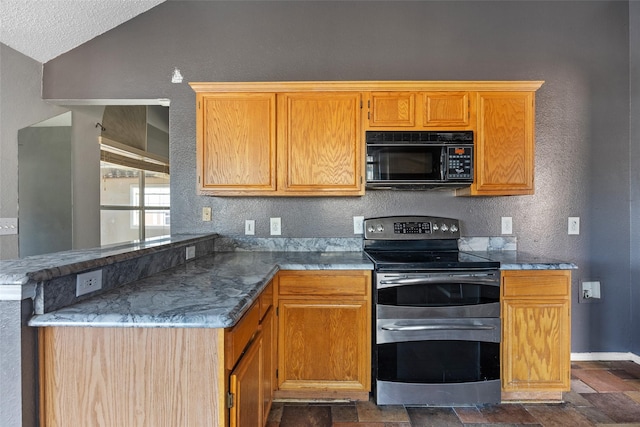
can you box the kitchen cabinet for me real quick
[277,92,363,195]
[193,86,363,196]
[39,281,276,427]
[366,91,473,129]
[458,91,536,196]
[275,270,371,401]
[226,280,275,427]
[501,270,571,401]
[196,93,277,194]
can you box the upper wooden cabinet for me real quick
[277,92,363,195]
[193,84,363,196]
[191,81,543,197]
[197,93,277,194]
[458,91,536,196]
[367,91,474,129]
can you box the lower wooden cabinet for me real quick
[275,270,371,400]
[226,280,274,427]
[501,270,572,401]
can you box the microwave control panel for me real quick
[445,146,473,180]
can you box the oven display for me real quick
[393,221,431,234]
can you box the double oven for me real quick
[364,216,501,406]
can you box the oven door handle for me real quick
[379,275,497,286]
[380,323,496,331]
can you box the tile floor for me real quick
[266,361,640,426]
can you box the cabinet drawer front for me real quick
[502,271,571,298]
[225,301,260,370]
[278,271,370,298]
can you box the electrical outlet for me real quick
[568,217,580,235]
[270,217,281,236]
[501,217,513,235]
[202,207,212,222]
[579,280,601,303]
[76,269,103,297]
[0,218,18,235]
[245,220,255,235]
[353,216,365,234]
[186,246,196,260]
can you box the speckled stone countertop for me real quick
[28,251,373,329]
[471,251,578,270]
[0,234,216,301]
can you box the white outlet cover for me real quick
[270,217,281,235]
[76,269,103,297]
[353,216,365,234]
[186,246,196,260]
[501,217,513,235]
[568,217,580,235]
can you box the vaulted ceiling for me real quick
[0,0,166,63]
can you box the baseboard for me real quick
[571,352,640,364]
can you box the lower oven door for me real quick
[375,316,501,406]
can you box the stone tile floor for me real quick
[266,360,640,426]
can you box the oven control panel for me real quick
[364,216,460,240]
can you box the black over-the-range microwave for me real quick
[365,130,474,190]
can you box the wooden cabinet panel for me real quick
[260,307,275,424]
[229,331,263,427]
[368,92,416,127]
[469,92,535,195]
[278,300,369,391]
[277,92,363,195]
[40,327,226,427]
[275,270,371,400]
[501,270,571,401]
[196,93,276,195]
[225,301,260,370]
[422,92,473,127]
[278,270,369,298]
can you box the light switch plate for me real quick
[245,220,255,235]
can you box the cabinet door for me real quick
[278,300,369,392]
[197,93,276,195]
[229,332,263,427]
[368,92,416,127]
[261,306,275,424]
[470,92,535,195]
[501,271,571,399]
[277,92,363,195]
[422,92,473,127]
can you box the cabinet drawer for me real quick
[278,271,370,298]
[502,271,571,298]
[225,301,260,370]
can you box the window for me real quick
[100,162,170,246]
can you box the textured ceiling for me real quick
[0,0,166,63]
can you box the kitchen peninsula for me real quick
[1,234,576,427]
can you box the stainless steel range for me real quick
[363,216,501,406]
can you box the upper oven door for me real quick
[376,271,500,306]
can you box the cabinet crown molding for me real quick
[190,81,544,93]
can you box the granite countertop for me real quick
[28,251,373,329]
[471,251,579,270]
[0,234,215,300]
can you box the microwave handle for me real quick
[440,147,447,181]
